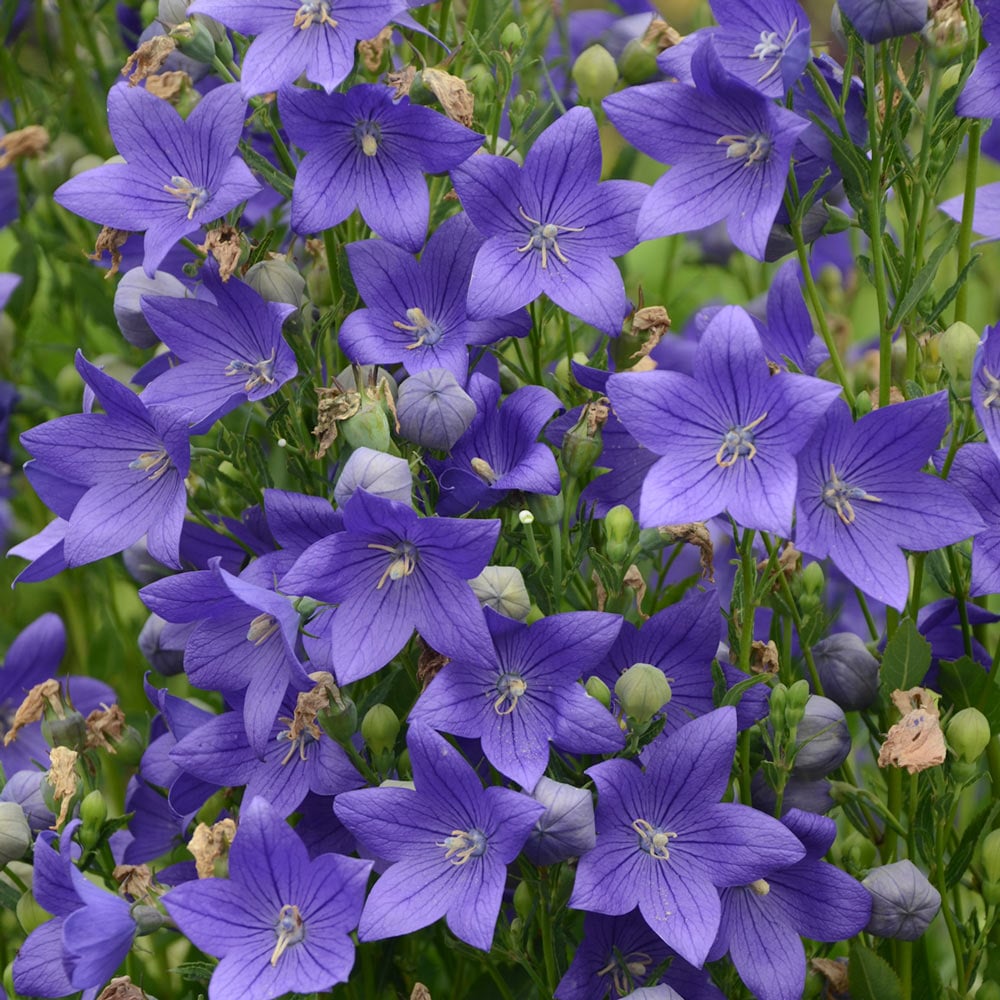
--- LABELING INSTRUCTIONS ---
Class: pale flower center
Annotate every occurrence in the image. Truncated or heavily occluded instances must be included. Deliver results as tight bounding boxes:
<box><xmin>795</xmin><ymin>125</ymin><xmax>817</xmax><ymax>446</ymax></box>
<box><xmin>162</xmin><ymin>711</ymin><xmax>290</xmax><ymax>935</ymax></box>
<box><xmin>393</xmin><ymin>306</ymin><xmax>444</xmax><ymax>349</ymax></box>
<box><xmin>981</xmin><ymin>366</ymin><xmax>1000</xmax><ymax>408</ymax></box>
<box><xmin>129</xmin><ymin>448</ymin><xmax>172</xmax><ymax>481</ymax></box>
<box><xmin>821</xmin><ymin>462</ymin><xmax>883</xmax><ymax>526</ymax></box>
<box><xmin>749</xmin><ymin>21</ymin><xmax>798</xmax><ymax>83</ymax></box>
<box><xmin>715</xmin><ymin>412</ymin><xmax>766</xmax><ymax>467</ymax></box>
<box><xmin>597</xmin><ymin>950</ymin><xmax>653</xmax><ymax>998</ymax></box>
<box><xmin>225</xmin><ymin>349</ymin><xmax>277</xmax><ymax>393</ymax></box>
<box><xmin>515</xmin><ymin>205</ymin><xmax>585</xmax><ymax>269</ymax></box>
<box><xmin>293</xmin><ymin>1</ymin><xmax>337</xmax><ymax>30</ymax></box>
<box><xmin>632</xmin><ymin>818</ymin><xmax>678</xmax><ymax>861</ymax></box>
<box><xmin>270</xmin><ymin>904</ymin><xmax>305</xmax><ymax>965</ymax></box>
<box><xmin>493</xmin><ymin>673</ymin><xmax>527</xmax><ymax>715</ymax></box>
<box><xmin>163</xmin><ymin>175</ymin><xmax>209</xmax><ymax>220</ymax></box>
<box><xmin>716</xmin><ymin>132</ymin><xmax>772</xmax><ymax>167</ymax></box>
<box><xmin>437</xmin><ymin>828</ymin><xmax>487</xmax><ymax>865</ymax></box>
<box><xmin>368</xmin><ymin>541</ymin><xmax>418</xmax><ymax>589</ymax></box>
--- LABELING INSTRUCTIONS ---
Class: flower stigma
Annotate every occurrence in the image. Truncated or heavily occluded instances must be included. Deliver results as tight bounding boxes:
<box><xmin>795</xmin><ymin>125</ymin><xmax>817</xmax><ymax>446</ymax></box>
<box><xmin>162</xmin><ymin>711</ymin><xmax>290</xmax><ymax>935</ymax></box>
<box><xmin>493</xmin><ymin>673</ymin><xmax>527</xmax><ymax>715</ymax></box>
<box><xmin>225</xmin><ymin>349</ymin><xmax>277</xmax><ymax>393</ymax></box>
<box><xmin>270</xmin><ymin>904</ymin><xmax>305</xmax><ymax>965</ymax></box>
<box><xmin>516</xmin><ymin>205</ymin><xmax>585</xmax><ymax>269</ymax></box>
<box><xmin>129</xmin><ymin>448</ymin><xmax>172</xmax><ymax>481</ymax></box>
<box><xmin>981</xmin><ymin>367</ymin><xmax>1000</xmax><ymax>408</ymax></box>
<box><xmin>632</xmin><ymin>818</ymin><xmax>678</xmax><ymax>860</ymax></box>
<box><xmin>597</xmin><ymin>949</ymin><xmax>653</xmax><ymax>998</ymax></box>
<box><xmin>822</xmin><ymin>463</ymin><xmax>883</xmax><ymax>526</ymax></box>
<box><xmin>437</xmin><ymin>828</ymin><xmax>487</xmax><ymax>865</ymax></box>
<box><xmin>715</xmin><ymin>412</ymin><xmax>767</xmax><ymax>467</ymax></box>
<box><xmin>352</xmin><ymin>120</ymin><xmax>381</xmax><ymax>157</ymax></box>
<box><xmin>247</xmin><ymin>612</ymin><xmax>280</xmax><ymax>646</ymax></box>
<box><xmin>470</xmin><ymin>457</ymin><xmax>499</xmax><ymax>485</ymax></box>
<box><xmin>749</xmin><ymin>878</ymin><xmax>771</xmax><ymax>895</ymax></box>
<box><xmin>393</xmin><ymin>307</ymin><xmax>444</xmax><ymax>349</ymax></box>
<box><xmin>716</xmin><ymin>133</ymin><xmax>772</xmax><ymax>167</ymax></box>
<box><xmin>368</xmin><ymin>540</ymin><xmax>418</xmax><ymax>589</ymax></box>
<box><xmin>293</xmin><ymin>0</ymin><xmax>337</xmax><ymax>30</ymax></box>
<box><xmin>163</xmin><ymin>175</ymin><xmax>209</xmax><ymax>220</ymax></box>
<box><xmin>749</xmin><ymin>21</ymin><xmax>798</xmax><ymax>83</ymax></box>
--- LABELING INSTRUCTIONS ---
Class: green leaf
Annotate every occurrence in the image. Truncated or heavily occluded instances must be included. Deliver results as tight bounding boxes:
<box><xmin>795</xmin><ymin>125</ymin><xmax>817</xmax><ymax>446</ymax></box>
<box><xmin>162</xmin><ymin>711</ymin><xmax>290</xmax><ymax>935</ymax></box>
<box><xmin>171</xmin><ymin>961</ymin><xmax>216</xmax><ymax>983</ymax></box>
<box><xmin>945</xmin><ymin>800</ymin><xmax>1000</xmax><ymax>889</ymax></box>
<box><xmin>849</xmin><ymin>941</ymin><xmax>904</xmax><ymax>1000</ymax></box>
<box><xmin>938</xmin><ymin>656</ymin><xmax>1000</xmax><ymax>733</ymax></box>
<box><xmin>0</xmin><ymin>878</ymin><xmax>21</xmax><ymax>911</ymax></box>
<box><xmin>240</xmin><ymin>140</ymin><xmax>294</xmax><ymax>199</ymax></box>
<box><xmin>880</xmin><ymin>618</ymin><xmax>932</xmax><ymax>695</ymax></box>
<box><xmin>888</xmin><ymin>228</ymin><xmax>959</xmax><ymax>328</ymax></box>
<box><xmin>721</xmin><ymin>671</ymin><xmax>772</xmax><ymax>709</ymax></box>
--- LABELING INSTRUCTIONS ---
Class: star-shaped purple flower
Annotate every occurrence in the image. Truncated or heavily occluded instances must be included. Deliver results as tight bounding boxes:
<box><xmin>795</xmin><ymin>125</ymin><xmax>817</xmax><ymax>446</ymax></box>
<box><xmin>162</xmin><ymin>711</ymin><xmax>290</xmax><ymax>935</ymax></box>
<box><xmin>164</xmin><ymin>797</ymin><xmax>372</xmax><ymax>1000</ymax></box>
<box><xmin>339</xmin><ymin>213</ymin><xmax>530</xmax><ymax>383</ymax></box>
<box><xmin>20</xmin><ymin>352</ymin><xmax>191</xmax><ymax>569</ymax></box>
<box><xmin>281</xmin><ymin>490</ymin><xmax>500</xmax><ymax>683</ymax></box>
<box><xmin>189</xmin><ymin>0</ymin><xmax>407</xmax><ymax>96</ymax></box>
<box><xmin>54</xmin><ymin>84</ymin><xmax>260</xmax><ymax>277</ymax></box>
<box><xmin>452</xmin><ymin>105</ymin><xmax>646</xmax><ymax>335</ymax></box>
<box><xmin>569</xmin><ymin>707</ymin><xmax>806</xmax><ymax>967</ymax></box>
<box><xmin>972</xmin><ymin>321</ymin><xmax>1000</xmax><ymax>459</ymax></box>
<box><xmin>334</xmin><ymin>724</ymin><xmax>545</xmax><ymax>951</ymax></box>
<box><xmin>604</xmin><ymin>39</ymin><xmax>810</xmax><ymax>260</ymax></box>
<box><xmin>795</xmin><ymin>395</ymin><xmax>984</xmax><ymax>609</ymax></box>
<box><xmin>607</xmin><ymin>305</ymin><xmax>841</xmax><ymax>535</ymax></box>
<box><xmin>281</xmin><ymin>83</ymin><xmax>483</xmax><ymax>249</ymax></box>
<box><xmin>411</xmin><ymin>609</ymin><xmax>624</xmax><ymax>789</ymax></box>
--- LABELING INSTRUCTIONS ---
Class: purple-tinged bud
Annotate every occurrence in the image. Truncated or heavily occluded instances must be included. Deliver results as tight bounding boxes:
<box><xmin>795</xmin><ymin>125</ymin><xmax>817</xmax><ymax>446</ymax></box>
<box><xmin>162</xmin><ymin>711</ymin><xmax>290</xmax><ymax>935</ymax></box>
<box><xmin>947</xmin><ymin>707</ymin><xmax>991</xmax><ymax>762</ymax></box>
<box><xmin>0</xmin><ymin>771</ymin><xmax>54</xmax><ymax>833</ymax></box>
<box><xmin>585</xmin><ymin>676</ymin><xmax>612</xmax><ymax>710</ymax></box>
<box><xmin>789</xmin><ymin>695</ymin><xmax>851</xmax><ymax>779</ymax></box>
<box><xmin>752</xmin><ymin>772</ymin><xmax>835</xmax><ymax>816</ymax></box>
<box><xmin>615</xmin><ymin>663</ymin><xmax>671</xmax><ymax>725</ymax></box>
<box><xmin>138</xmin><ymin>614</ymin><xmax>190</xmax><ymax>677</ymax></box>
<box><xmin>243</xmin><ymin>259</ymin><xmax>306</xmax><ymax>309</ymax></box>
<box><xmin>863</xmin><ymin>860</ymin><xmax>941</xmax><ymax>940</ymax></box>
<box><xmin>836</xmin><ymin>0</ymin><xmax>928</xmax><ymax>43</ymax></box>
<box><xmin>524</xmin><ymin>776</ymin><xmax>596</xmax><ymax>866</ymax></box>
<box><xmin>0</xmin><ymin>802</ymin><xmax>30</xmax><ymax>866</ymax></box>
<box><xmin>469</xmin><ymin>566</ymin><xmax>531</xmax><ymax>620</ymax></box>
<box><xmin>812</xmin><ymin>633</ymin><xmax>880</xmax><ymax>711</ymax></box>
<box><xmin>334</xmin><ymin>447</ymin><xmax>412</xmax><ymax>508</ymax></box>
<box><xmin>572</xmin><ymin>44</ymin><xmax>619</xmax><ymax>100</ymax></box>
<box><xmin>361</xmin><ymin>704</ymin><xmax>400</xmax><ymax>758</ymax></box>
<box><xmin>397</xmin><ymin>368</ymin><xmax>476</xmax><ymax>451</ymax></box>
<box><xmin>116</xmin><ymin>267</ymin><xmax>189</xmax><ymax>348</ymax></box>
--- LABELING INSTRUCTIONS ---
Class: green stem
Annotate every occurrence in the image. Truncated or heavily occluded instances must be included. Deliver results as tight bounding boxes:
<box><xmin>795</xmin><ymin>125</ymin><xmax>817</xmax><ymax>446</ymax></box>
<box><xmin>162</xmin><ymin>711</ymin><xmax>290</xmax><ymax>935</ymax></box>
<box><xmin>536</xmin><ymin>873</ymin><xmax>559</xmax><ymax>994</ymax></box>
<box><xmin>322</xmin><ymin>228</ymin><xmax>343</xmax><ymax>309</ymax></box>
<box><xmin>884</xmin><ymin>767</ymin><xmax>902</xmax><ymax>862</ymax></box>
<box><xmin>738</xmin><ymin>729</ymin><xmax>753</xmax><ymax>806</ymax></box>
<box><xmin>899</xmin><ymin>940</ymin><xmax>913</xmax><ymax>1000</ymax></box>
<box><xmin>946</xmin><ymin>546</ymin><xmax>974</xmax><ymax>658</ymax></box>
<box><xmin>738</xmin><ymin>529</ymin><xmax>756</xmax><ymax>676</ymax></box>
<box><xmin>955</xmin><ymin>119</ymin><xmax>982</xmax><ymax>324</ymax></box>
<box><xmin>550</xmin><ymin>523</ymin><xmax>563</xmax><ymax>613</ymax></box>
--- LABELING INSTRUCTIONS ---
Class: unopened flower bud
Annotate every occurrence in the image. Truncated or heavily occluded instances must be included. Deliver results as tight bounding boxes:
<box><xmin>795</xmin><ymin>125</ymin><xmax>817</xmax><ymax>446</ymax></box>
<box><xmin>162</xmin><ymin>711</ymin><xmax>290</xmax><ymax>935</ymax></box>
<box><xmin>769</xmin><ymin>683</ymin><xmax>788</xmax><ymax>733</ymax></box>
<box><xmin>334</xmin><ymin>447</ymin><xmax>412</xmax><ymax>508</ymax></box>
<box><xmin>562</xmin><ymin>420</ymin><xmax>603</xmax><ymax>477</ymax></box>
<box><xmin>138</xmin><ymin>614</ymin><xmax>188</xmax><ymax>676</ymax></box>
<box><xmin>464</xmin><ymin>63</ymin><xmax>496</xmax><ymax>105</ymax></box>
<box><xmin>784</xmin><ymin>679</ymin><xmax>811</xmax><ymax>730</ymax></box>
<box><xmin>42</xmin><ymin>709</ymin><xmax>87</xmax><ymax>751</ymax></box>
<box><xmin>79</xmin><ymin>790</ymin><xmax>108</xmax><ymax>850</ymax></box>
<box><xmin>812</xmin><ymin>633</ymin><xmax>880</xmax><ymax>710</ymax></box>
<box><xmin>341</xmin><ymin>402</ymin><xmax>391</xmax><ymax>452</ymax></box>
<box><xmin>307</xmin><ymin>259</ymin><xmax>333</xmax><ymax>307</ymax></box>
<box><xmin>170</xmin><ymin>17</ymin><xmax>216</xmax><ymax>62</ymax></box>
<box><xmin>361</xmin><ymin>704</ymin><xmax>400</xmax><ymax>757</ymax></box>
<box><xmin>854</xmin><ymin>390</ymin><xmax>874</xmax><ymax>417</ymax></box>
<box><xmin>524</xmin><ymin>776</ymin><xmax>596</xmax><ymax>866</ymax></box>
<box><xmin>790</xmin><ymin>695</ymin><xmax>851</xmax><ymax>778</ymax></box>
<box><xmin>981</xmin><ymin>828</ymin><xmax>1000</xmax><ymax>883</ymax></box>
<box><xmin>317</xmin><ymin>690</ymin><xmax>357</xmax><ymax>745</ymax></box>
<box><xmin>618</xmin><ymin>38</ymin><xmax>658</xmax><ymax>84</ymax></box>
<box><xmin>604</xmin><ymin>504</ymin><xmax>636</xmax><ymax>564</ymax></box>
<box><xmin>243</xmin><ymin>259</ymin><xmax>306</xmax><ymax>309</ymax></box>
<box><xmin>526</xmin><ymin>491</ymin><xmax>564</xmax><ymax>526</ymax></box>
<box><xmin>397</xmin><ymin>368</ymin><xmax>475</xmax><ymax>450</ymax></box>
<box><xmin>0</xmin><ymin>802</ymin><xmax>31</xmax><ymax>865</ymax></box>
<box><xmin>513</xmin><ymin>879</ymin><xmax>533</xmax><ymax>920</ymax></box>
<box><xmin>132</xmin><ymin>903</ymin><xmax>170</xmax><ymax>936</ymax></box>
<box><xmin>939</xmin><ymin>321</ymin><xmax>980</xmax><ymax>388</ymax></box>
<box><xmin>585</xmin><ymin>676</ymin><xmax>612</xmax><ymax>710</ymax></box>
<box><xmin>115</xmin><ymin>266</ymin><xmax>189</xmax><ymax>346</ymax></box>
<box><xmin>801</xmin><ymin>560</ymin><xmax>825</xmax><ymax>595</ymax></box>
<box><xmin>841</xmin><ymin>829</ymin><xmax>878</xmax><ymax>870</ymax></box>
<box><xmin>500</xmin><ymin>21</ymin><xmax>525</xmax><ymax>50</ymax></box>
<box><xmin>572</xmin><ymin>45</ymin><xmax>619</xmax><ymax>100</ymax></box>
<box><xmin>469</xmin><ymin>566</ymin><xmax>531</xmax><ymax>620</ymax></box>
<box><xmin>615</xmin><ymin>662</ymin><xmax>671</xmax><ymax>725</ymax></box>
<box><xmin>947</xmin><ymin>707</ymin><xmax>991</xmax><ymax>762</ymax></box>
<box><xmin>863</xmin><ymin>859</ymin><xmax>941</xmax><ymax>940</ymax></box>
<box><xmin>922</xmin><ymin>4</ymin><xmax>968</xmax><ymax>64</ymax></box>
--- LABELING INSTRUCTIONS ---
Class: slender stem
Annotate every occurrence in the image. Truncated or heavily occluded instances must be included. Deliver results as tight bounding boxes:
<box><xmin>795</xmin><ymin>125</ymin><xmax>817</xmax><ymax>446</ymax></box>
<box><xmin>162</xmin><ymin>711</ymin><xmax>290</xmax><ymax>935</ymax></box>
<box><xmin>536</xmin><ymin>873</ymin><xmax>559</xmax><ymax>994</ymax></box>
<box><xmin>550</xmin><ymin>523</ymin><xmax>563</xmax><ymax>613</ymax></box>
<box><xmin>946</xmin><ymin>546</ymin><xmax>974</xmax><ymax>658</ymax></box>
<box><xmin>955</xmin><ymin>120</ymin><xmax>982</xmax><ymax>324</ymax></box>
<box><xmin>883</xmin><ymin>767</ymin><xmax>902</xmax><ymax>862</ymax></box>
<box><xmin>899</xmin><ymin>940</ymin><xmax>913</xmax><ymax>1000</ymax></box>
<box><xmin>738</xmin><ymin>529</ymin><xmax>756</xmax><ymax>676</ymax></box>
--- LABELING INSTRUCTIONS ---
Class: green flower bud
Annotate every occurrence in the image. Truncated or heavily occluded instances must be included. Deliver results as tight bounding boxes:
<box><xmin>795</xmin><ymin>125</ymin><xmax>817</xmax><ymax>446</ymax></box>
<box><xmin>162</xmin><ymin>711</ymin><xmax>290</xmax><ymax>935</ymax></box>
<box><xmin>513</xmin><ymin>879</ymin><xmax>533</xmax><ymax>921</ymax></box>
<box><xmin>307</xmin><ymin>260</ymin><xmax>333</xmax><ymax>307</ymax></box>
<box><xmin>243</xmin><ymin>259</ymin><xmax>306</xmax><ymax>309</ymax></box>
<box><xmin>977</xmin><ymin>982</ymin><xmax>1000</xmax><ymax>1000</ymax></box>
<box><xmin>854</xmin><ymin>390</ymin><xmax>874</xmax><ymax>417</ymax></box>
<box><xmin>79</xmin><ymin>790</ymin><xmax>108</xmax><ymax>851</ymax></box>
<box><xmin>112</xmin><ymin>725</ymin><xmax>146</xmax><ymax>768</ymax></box>
<box><xmin>947</xmin><ymin>707</ymin><xmax>991</xmax><ymax>763</ymax></box>
<box><xmin>821</xmin><ymin>202</ymin><xmax>853</xmax><ymax>235</ymax></box>
<box><xmin>0</xmin><ymin>803</ymin><xmax>31</xmax><ymax>866</ymax></box>
<box><xmin>133</xmin><ymin>903</ymin><xmax>171</xmax><ymax>936</ymax></box>
<box><xmin>562</xmin><ymin>423</ymin><xmax>603</xmax><ymax>478</ymax></box>
<box><xmin>801</xmin><ymin>560</ymin><xmax>825</xmax><ymax>595</ymax></box>
<box><xmin>526</xmin><ymin>491</ymin><xmax>564</xmax><ymax>526</ymax></box>
<box><xmin>572</xmin><ymin>45</ymin><xmax>619</xmax><ymax>100</ymax></box>
<box><xmin>769</xmin><ymin>683</ymin><xmax>788</xmax><ymax>733</ymax></box>
<box><xmin>469</xmin><ymin>566</ymin><xmax>531</xmax><ymax>620</ymax></box>
<box><xmin>618</xmin><ymin>38</ymin><xmax>659</xmax><ymax>85</ymax></box>
<box><xmin>982</xmin><ymin>828</ymin><xmax>1000</xmax><ymax>883</ymax></box>
<box><xmin>318</xmin><ymin>691</ymin><xmax>358</xmax><ymax>745</ymax></box>
<box><xmin>42</xmin><ymin>709</ymin><xmax>87</xmax><ymax>751</ymax></box>
<box><xmin>16</xmin><ymin>888</ymin><xmax>50</xmax><ymax>936</ymax></box>
<box><xmin>341</xmin><ymin>402</ymin><xmax>391</xmax><ymax>452</ymax></box>
<box><xmin>170</xmin><ymin>18</ymin><xmax>216</xmax><ymax>63</ymax></box>
<box><xmin>396</xmin><ymin>747</ymin><xmax>412</xmax><ymax>780</ymax></box>
<box><xmin>841</xmin><ymin>829</ymin><xmax>877</xmax><ymax>870</ymax></box>
<box><xmin>922</xmin><ymin>5</ymin><xmax>968</xmax><ymax>65</ymax></box>
<box><xmin>361</xmin><ymin>704</ymin><xmax>400</xmax><ymax>757</ymax></box>
<box><xmin>585</xmin><ymin>675</ymin><xmax>612</xmax><ymax>710</ymax></box>
<box><xmin>615</xmin><ymin>663</ymin><xmax>671</xmax><ymax>725</ymax></box>
<box><xmin>509</xmin><ymin>92</ymin><xmax>536</xmax><ymax>134</ymax></box>
<box><xmin>500</xmin><ymin>21</ymin><xmax>525</xmax><ymax>51</ymax></box>
<box><xmin>939</xmin><ymin>321</ymin><xmax>980</xmax><ymax>387</ymax></box>
<box><xmin>604</xmin><ymin>504</ymin><xmax>636</xmax><ymax>564</ymax></box>
<box><xmin>464</xmin><ymin>64</ymin><xmax>496</xmax><ymax>105</ymax></box>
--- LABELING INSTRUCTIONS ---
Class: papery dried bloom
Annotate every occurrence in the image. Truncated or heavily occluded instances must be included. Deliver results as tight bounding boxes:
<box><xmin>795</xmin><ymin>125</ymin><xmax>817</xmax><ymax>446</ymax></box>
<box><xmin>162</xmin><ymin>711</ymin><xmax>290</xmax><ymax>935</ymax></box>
<box><xmin>188</xmin><ymin>817</ymin><xmax>237</xmax><ymax>879</ymax></box>
<box><xmin>85</xmin><ymin>704</ymin><xmax>128</xmax><ymax>752</ymax></box>
<box><xmin>878</xmin><ymin>688</ymin><xmax>947</xmax><ymax>774</ymax></box>
<box><xmin>3</xmin><ymin>678</ymin><xmax>63</xmax><ymax>746</ymax></box>
<box><xmin>121</xmin><ymin>35</ymin><xmax>177</xmax><ymax>85</ymax></box>
<box><xmin>48</xmin><ymin>746</ymin><xmax>79</xmax><ymax>828</ymax></box>
<box><xmin>0</xmin><ymin>125</ymin><xmax>49</xmax><ymax>169</ymax></box>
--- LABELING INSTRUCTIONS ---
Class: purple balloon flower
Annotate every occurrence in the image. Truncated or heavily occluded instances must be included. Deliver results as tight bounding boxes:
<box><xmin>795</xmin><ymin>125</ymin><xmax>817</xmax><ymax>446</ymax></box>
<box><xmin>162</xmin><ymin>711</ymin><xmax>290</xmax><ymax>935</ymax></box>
<box><xmin>412</xmin><ymin>609</ymin><xmax>624</xmax><ymax>789</ymax></box>
<box><xmin>794</xmin><ymin>395</ymin><xmax>984</xmax><ymax>609</ymax></box>
<box><xmin>604</xmin><ymin>39</ymin><xmax>810</xmax><ymax>260</ymax></box>
<box><xmin>569</xmin><ymin>707</ymin><xmax>806</xmax><ymax>967</ymax></box>
<box><xmin>281</xmin><ymin>490</ymin><xmax>500</xmax><ymax>683</ymax></box>
<box><xmin>54</xmin><ymin>84</ymin><xmax>260</xmax><ymax>277</ymax></box>
<box><xmin>19</xmin><ymin>353</ymin><xmax>192</xmax><ymax>570</ymax></box>
<box><xmin>972</xmin><ymin>321</ymin><xmax>1000</xmax><ymax>459</ymax></box>
<box><xmin>709</xmin><ymin>809</ymin><xmax>871</xmax><ymax>1000</ymax></box>
<box><xmin>452</xmin><ymin>105</ymin><xmax>646</xmax><ymax>335</ymax></box>
<box><xmin>339</xmin><ymin>213</ymin><xmax>530</xmax><ymax>382</ymax></box>
<box><xmin>281</xmin><ymin>83</ymin><xmax>483</xmax><ymax>249</ymax></box>
<box><xmin>164</xmin><ymin>797</ymin><xmax>372</xmax><ymax>1000</ymax></box>
<box><xmin>334</xmin><ymin>724</ymin><xmax>545</xmax><ymax>951</ymax></box>
<box><xmin>607</xmin><ymin>305</ymin><xmax>841</xmax><ymax>535</ymax></box>
<box><xmin>837</xmin><ymin>0</ymin><xmax>928</xmax><ymax>43</ymax></box>
<box><xmin>189</xmin><ymin>0</ymin><xmax>407</xmax><ymax>96</ymax></box>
